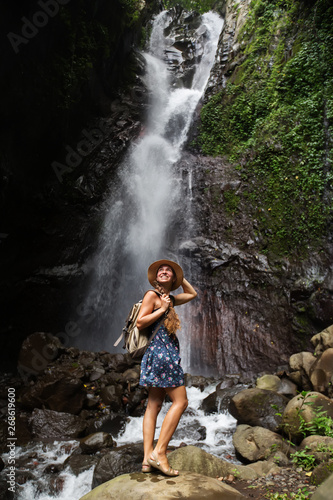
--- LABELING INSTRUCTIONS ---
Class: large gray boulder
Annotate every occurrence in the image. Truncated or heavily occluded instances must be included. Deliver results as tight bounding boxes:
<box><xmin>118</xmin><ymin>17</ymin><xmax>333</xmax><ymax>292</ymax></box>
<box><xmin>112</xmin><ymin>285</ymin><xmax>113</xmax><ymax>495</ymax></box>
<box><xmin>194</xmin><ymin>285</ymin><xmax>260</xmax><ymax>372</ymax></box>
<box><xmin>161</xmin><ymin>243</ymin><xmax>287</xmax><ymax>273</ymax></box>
<box><xmin>229</xmin><ymin>388</ymin><xmax>289</xmax><ymax>431</ymax></box>
<box><xmin>168</xmin><ymin>445</ymin><xmax>257</xmax><ymax>480</ymax></box>
<box><xmin>80</xmin><ymin>472</ymin><xmax>245</xmax><ymax>500</ymax></box>
<box><xmin>281</xmin><ymin>392</ymin><xmax>333</xmax><ymax>442</ymax></box>
<box><xmin>233</xmin><ymin>425</ymin><xmax>290</xmax><ymax>463</ymax></box>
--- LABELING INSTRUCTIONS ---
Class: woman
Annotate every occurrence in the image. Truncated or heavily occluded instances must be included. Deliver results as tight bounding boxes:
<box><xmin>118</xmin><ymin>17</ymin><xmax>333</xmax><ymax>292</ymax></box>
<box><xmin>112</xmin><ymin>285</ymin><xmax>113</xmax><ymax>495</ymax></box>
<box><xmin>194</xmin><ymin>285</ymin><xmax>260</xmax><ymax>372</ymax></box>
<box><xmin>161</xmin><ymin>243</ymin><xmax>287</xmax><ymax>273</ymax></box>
<box><xmin>137</xmin><ymin>259</ymin><xmax>197</xmax><ymax>477</ymax></box>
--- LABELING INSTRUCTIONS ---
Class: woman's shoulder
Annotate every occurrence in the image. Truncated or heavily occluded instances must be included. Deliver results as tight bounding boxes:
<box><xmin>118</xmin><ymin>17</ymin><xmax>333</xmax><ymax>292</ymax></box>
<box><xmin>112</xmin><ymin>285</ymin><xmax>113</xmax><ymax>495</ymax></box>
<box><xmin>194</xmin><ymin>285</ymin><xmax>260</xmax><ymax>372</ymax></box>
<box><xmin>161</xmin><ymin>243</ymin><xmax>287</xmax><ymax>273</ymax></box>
<box><xmin>143</xmin><ymin>289</ymin><xmax>161</xmax><ymax>300</ymax></box>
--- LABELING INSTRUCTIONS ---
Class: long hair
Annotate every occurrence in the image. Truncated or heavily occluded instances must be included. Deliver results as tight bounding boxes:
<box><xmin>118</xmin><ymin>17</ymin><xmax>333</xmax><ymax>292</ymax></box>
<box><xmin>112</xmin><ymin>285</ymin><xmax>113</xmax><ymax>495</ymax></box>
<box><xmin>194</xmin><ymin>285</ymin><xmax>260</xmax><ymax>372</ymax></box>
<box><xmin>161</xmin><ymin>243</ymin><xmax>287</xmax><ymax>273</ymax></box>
<box><xmin>153</xmin><ymin>280</ymin><xmax>181</xmax><ymax>336</ymax></box>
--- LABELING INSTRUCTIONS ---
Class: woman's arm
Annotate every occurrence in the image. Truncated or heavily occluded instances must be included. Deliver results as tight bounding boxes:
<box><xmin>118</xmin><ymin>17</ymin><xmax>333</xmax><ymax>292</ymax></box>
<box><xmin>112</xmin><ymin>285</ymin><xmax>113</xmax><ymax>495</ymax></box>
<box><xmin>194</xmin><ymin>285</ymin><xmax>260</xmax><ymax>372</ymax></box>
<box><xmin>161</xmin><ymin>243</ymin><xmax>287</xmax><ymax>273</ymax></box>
<box><xmin>173</xmin><ymin>278</ymin><xmax>197</xmax><ymax>306</ymax></box>
<box><xmin>136</xmin><ymin>291</ymin><xmax>170</xmax><ymax>330</ymax></box>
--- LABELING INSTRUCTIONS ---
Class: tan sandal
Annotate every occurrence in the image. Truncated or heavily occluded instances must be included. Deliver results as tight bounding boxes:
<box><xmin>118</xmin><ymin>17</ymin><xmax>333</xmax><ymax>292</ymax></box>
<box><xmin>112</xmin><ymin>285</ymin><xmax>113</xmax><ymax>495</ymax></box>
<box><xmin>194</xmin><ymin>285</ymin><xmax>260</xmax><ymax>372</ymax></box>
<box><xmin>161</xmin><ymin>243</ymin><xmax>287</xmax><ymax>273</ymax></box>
<box><xmin>147</xmin><ymin>452</ymin><xmax>179</xmax><ymax>477</ymax></box>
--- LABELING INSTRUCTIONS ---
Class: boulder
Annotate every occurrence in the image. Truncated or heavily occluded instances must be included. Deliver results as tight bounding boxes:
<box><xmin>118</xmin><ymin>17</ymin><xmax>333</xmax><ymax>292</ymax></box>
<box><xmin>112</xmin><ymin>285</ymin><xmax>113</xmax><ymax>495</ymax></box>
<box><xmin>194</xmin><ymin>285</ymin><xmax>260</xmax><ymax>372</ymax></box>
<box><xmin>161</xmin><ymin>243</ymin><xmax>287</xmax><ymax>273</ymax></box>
<box><xmin>289</xmin><ymin>351</ymin><xmax>316</xmax><ymax>377</ymax></box>
<box><xmin>281</xmin><ymin>392</ymin><xmax>333</xmax><ymax>442</ymax></box>
<box><xmin>232</xmin><ymin>425</ymin><xmax>290</xmax><ymax>463</ymax></box>
<box><xmin>17</xmin><ymin>332</ymin><xmax>63</xmax><ymax>378</ymax></box>
<box><xmin>20</xmin><ymin>375</ymin><xmax>86</xmax><ymax>414</ymax></box>
<box><xmin>229</xmin><ymin>388</ymin><xmax>289</xmax><ymax>431</ymax></box>
<box><xmin>200</xmin><ymin>383</ymin><xmax>248</xmax><ymax>414</ymax></box>
<box><xmin>100</xmin><ymin>385</ymin><xmax>123</xmax><ymax>411</ymax></box>
<box><xmin>80</xmin><ymin>432</ymin><xmax>114</xmax><ymax>454</ymax></box>
<box><xmin>92</xmin><ymin>443</ymin><xmax>144</xmax><ymax>488</ymax></box>
<box><xmin>30</xmin><ymin>408</ymin><xmax>86</xmax><ymax>439</ymax></box>
<box><xmin>311</xmin><ymin>325</ymin><xmax>333</xmax><ymax>355</ymax></box>
<box><xmin>310</xmin><ymin>348</ymin><xmax>333</xmax><ymax>394</ymax></box>
<box><xmin>168</xmin><ymin>445</ymin><xmax>257</xmax><ymax>480</ymax></box>
<box><xmin>256</xmin><ymin>374</ymin><xmax>281</xmax><ymax>392</ymax></box>
<box><xmin>64</xmin><ymin>454</ymin><xmax>100</xmax><ymax>476</ymax></box>
<box><xmin>81</xmin><ymin>472</ymin><xmax>245</xmax><ymax>500</ymax></box>
<box><xmin>172</xmin><ymin>420</ymin><xmax>206</xmax><ymax>441</ymax></box>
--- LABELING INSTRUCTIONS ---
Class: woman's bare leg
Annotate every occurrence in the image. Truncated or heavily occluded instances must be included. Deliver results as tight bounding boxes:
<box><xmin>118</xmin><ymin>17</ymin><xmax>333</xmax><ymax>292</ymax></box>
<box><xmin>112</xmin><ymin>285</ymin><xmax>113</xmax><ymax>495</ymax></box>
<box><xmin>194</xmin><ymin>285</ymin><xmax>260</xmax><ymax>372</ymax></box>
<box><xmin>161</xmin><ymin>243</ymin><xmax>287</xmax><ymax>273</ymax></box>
<box><xmin>142</xmin><ymin>387</ymin><xmax>165</xmax><ymax>465</ymax></box>
<box><xmin>152</xmin><ymin>385</ymin><xmax>188</xmax><ymax>473</ymax></box>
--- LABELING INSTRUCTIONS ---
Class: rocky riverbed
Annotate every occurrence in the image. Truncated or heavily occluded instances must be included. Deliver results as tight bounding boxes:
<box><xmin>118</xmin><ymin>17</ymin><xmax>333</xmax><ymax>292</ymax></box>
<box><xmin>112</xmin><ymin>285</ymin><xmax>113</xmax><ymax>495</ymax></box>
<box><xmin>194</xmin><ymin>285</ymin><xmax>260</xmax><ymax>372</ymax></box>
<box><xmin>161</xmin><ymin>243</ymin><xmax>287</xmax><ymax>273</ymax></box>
<box><xmin>1</xmin><ymin>325</ymin><xmax>333</xmax><ymax>499</ymax></box>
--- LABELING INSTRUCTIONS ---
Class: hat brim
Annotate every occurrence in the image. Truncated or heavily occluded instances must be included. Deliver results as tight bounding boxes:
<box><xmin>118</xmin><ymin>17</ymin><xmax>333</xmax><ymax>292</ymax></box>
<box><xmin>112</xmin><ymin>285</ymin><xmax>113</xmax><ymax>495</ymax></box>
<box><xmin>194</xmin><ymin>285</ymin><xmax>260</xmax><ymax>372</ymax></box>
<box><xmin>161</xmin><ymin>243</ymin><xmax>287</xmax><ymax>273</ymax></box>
<box><xmin>148</xmin><ymin>259</ymin><xmax>183</xmax><ymax>291</ymax></box>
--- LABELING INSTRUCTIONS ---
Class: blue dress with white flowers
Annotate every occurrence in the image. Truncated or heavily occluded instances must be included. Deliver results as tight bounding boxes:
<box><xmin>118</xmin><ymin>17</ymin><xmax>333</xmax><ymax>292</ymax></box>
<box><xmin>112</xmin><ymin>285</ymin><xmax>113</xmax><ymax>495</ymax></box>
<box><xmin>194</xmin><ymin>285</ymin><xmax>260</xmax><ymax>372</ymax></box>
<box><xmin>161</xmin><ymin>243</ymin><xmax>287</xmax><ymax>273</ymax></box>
<box><xmin>139</xmin><ymin>322</ymin><xmax>184</xmax><ymax>388</ymax></box>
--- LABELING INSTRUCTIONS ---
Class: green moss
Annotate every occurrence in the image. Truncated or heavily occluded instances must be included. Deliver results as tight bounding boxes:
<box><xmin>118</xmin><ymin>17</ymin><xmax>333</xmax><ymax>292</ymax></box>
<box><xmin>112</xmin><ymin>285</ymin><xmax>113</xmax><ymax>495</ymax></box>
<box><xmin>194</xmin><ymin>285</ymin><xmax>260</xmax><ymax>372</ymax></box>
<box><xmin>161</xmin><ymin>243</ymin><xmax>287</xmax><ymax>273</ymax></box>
<box><xmin>198</xmin><ymin>0</ymin><xmax>333</xmax><ymax>256</ymax></box>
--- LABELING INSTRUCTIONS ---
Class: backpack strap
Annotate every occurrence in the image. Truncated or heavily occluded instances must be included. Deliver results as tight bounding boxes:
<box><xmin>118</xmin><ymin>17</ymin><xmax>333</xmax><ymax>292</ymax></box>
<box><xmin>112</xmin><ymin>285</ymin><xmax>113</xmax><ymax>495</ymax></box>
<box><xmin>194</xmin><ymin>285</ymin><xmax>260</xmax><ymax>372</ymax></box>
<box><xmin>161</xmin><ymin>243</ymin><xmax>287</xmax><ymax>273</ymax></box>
<box><xmin>113</xmin><ymin>289</ymin><xmax>163</xmax><ymax>348</ymax></box>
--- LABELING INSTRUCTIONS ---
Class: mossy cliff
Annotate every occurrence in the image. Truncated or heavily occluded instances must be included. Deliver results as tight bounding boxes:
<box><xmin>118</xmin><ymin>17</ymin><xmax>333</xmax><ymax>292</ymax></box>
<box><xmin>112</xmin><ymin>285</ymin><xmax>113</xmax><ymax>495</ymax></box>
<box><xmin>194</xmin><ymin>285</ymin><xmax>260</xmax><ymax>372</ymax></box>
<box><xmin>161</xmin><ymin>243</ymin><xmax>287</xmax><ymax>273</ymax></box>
<box><xmin>197</xmin><ymin>0</ymin><xmax>333</xmax><ymax>256</ymax></box>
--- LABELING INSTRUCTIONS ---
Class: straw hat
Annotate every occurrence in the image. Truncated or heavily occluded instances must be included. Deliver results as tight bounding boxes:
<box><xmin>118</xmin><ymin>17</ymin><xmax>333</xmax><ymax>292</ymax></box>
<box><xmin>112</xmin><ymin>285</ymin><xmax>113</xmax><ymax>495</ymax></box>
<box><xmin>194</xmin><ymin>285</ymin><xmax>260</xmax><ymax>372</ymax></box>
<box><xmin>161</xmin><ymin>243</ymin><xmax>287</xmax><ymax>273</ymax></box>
<box><xmin>148</xmin><ymin>259</ymin><xmax>183</xmax><ymax>291</ymax></box>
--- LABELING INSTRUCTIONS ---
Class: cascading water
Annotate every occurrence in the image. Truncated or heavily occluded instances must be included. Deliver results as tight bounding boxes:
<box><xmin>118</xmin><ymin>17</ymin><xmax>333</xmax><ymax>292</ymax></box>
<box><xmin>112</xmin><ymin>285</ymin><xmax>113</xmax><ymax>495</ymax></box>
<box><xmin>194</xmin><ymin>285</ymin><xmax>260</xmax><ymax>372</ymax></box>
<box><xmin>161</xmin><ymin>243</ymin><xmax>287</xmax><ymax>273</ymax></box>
<box><xmin>76</xmin><ymin>11</ymin><xmax>224</xmax><ymax>366</ymax></box>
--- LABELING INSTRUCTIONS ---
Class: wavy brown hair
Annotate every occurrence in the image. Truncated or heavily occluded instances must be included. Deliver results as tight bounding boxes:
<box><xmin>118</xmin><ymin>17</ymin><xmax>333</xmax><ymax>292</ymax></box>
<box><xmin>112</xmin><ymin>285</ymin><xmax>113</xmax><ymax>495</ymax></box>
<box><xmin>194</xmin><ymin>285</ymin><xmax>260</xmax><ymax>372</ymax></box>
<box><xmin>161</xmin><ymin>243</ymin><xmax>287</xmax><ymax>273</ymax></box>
<box><xmin>153</xmin><ymin>280</ymin><xmax>181</xmax><ymax>336</ymax></box>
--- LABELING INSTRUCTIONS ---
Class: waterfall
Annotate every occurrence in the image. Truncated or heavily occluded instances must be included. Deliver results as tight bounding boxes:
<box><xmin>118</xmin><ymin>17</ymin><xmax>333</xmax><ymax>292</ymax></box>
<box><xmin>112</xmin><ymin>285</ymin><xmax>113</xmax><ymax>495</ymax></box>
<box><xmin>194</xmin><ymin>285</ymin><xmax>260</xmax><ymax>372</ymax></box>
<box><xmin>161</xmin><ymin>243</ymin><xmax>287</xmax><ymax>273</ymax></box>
<box><xmin>75</xmin><ymin>11</ymin><xmax>223</xmax><ymax>364</ymax></box>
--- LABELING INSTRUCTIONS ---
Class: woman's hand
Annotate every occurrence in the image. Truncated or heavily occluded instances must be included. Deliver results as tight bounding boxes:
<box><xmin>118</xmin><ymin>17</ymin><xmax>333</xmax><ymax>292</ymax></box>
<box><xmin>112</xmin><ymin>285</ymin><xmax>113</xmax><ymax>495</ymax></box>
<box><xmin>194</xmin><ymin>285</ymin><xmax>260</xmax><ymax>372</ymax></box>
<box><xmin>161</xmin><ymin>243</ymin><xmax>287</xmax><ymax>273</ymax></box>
<box><xmin>160</xmin><ymin>294</ymin><xmax>171</xmax><ymax>312</ymax></box>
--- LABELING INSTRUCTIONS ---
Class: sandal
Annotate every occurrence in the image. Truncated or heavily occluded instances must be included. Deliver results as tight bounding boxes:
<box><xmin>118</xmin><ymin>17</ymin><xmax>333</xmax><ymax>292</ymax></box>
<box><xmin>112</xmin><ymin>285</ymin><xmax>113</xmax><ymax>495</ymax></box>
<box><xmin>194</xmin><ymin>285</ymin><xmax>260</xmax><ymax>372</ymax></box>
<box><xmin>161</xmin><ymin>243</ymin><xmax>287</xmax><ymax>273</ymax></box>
<box><xmin>141</xmin><ymin>463</ymin><xmax>152</xmax><ymax>473</ymax></box>
<box><xmin>147</xmin><ymin>452</ymin><xmax>179</xmax><ymax>477</ymax></box>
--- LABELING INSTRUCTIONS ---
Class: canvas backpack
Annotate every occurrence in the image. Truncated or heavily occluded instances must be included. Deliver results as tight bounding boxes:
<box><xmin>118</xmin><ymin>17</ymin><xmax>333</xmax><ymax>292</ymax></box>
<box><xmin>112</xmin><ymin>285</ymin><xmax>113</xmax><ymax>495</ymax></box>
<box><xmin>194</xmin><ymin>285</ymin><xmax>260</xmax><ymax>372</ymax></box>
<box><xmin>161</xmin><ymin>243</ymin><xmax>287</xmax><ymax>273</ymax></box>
<box><xmin>114</xmin><ymin>290</ymin><xmax>163</xmax><ymax>360</ymax></box>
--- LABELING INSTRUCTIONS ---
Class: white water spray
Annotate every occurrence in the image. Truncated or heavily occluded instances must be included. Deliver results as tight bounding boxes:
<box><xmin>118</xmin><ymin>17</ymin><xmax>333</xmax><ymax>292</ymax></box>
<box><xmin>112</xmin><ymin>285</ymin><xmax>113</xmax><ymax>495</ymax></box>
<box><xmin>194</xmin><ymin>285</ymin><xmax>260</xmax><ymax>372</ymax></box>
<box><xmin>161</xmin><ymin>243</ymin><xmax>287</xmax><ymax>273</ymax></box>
<box><xmin>77</xmin><ymin>11</ymin><xmax>223</xmax><ymax>353</ymax></box>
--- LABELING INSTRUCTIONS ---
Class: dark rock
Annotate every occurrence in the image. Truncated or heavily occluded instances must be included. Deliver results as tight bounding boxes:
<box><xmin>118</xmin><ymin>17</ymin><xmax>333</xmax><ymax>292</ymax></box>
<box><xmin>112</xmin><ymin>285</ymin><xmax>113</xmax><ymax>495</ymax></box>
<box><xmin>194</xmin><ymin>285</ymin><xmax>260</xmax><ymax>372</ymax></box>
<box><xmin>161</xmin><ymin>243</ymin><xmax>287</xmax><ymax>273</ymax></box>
<box><xmin>17</xmin><ymin>332</ymin><xmax>63</xmax><ymax>378</ymax></box>
<box><xmin>30</xmin><ymin>408</ymin><xmax>86</xmax><ymax>439</ymax></box>
<box><xmin>87</xmin><ymin>413</ymin><xmax>126</xmax><ymax>437</ymax></box>
<box><xmin>173</xmin><ymin>420</ymin><xmax>206</xmax><ymax>441</ymax></box>
<box><xmin>20</xmin><ymin>376</ymin><xmax>86</xmax><ymax>415</ymax></box>
<box><xmin>64</xmin><ymin>454</ymin><xmax>100</xmax><ymax>476</ymax></box>
<box><xmin>92</xmin><ymin>443</ymin><xmax>143</xmax><ymax>488</ymax></box>
<box><xmin>79</xmin><ymin>432</ymin><xmax>114</xmax><ymax>454</ymax></box>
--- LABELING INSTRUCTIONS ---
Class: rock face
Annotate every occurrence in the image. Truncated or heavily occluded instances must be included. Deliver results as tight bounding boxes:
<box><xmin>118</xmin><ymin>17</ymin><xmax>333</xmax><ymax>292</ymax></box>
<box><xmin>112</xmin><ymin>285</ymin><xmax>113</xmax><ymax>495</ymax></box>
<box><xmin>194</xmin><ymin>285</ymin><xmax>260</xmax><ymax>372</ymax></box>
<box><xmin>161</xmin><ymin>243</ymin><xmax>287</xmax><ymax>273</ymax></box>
<box><xmin>81</xmin><ymin>471</ymin><xmax>246</xmax><ymax>500</ymax></box>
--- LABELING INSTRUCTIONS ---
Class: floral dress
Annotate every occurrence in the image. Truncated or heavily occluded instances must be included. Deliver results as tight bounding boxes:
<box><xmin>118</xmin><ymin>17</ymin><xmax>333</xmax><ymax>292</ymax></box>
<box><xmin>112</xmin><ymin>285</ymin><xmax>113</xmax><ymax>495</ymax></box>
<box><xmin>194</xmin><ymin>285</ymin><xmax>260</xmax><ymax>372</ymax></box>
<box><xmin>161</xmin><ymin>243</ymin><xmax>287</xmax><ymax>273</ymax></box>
<box><xmin>139</xmin><ymin>322</ymin><xmax>184</xmax><ymax>388</ymax></box>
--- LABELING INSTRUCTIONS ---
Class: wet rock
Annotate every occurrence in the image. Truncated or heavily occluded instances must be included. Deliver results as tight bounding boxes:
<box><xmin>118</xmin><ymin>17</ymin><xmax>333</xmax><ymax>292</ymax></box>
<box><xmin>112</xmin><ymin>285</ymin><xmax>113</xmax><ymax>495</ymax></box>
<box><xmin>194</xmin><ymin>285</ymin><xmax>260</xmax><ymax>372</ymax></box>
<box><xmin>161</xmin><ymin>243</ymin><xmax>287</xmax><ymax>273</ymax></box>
<box><xmin>100</xmin><ymin>384</ymin><xmax>123</xmax><ymax>410</ymax></box>
<box><xmin>200</xmin><ymin>383</ymin><xmax>248</xmax><ymax>414</ymax></box>
<box><xmin>20</xmin><ymin>376</ymin><xmax>86</xmax><ymax>415</ymax></box>
<box><xmin>173</xmin><ymin>420</ymin><xmax>206</xmax><ymax>441</ymax></box>
<box><xmin>64</xmin><ymin>454</ymin><xmax>100</xmax><ymax>476</ymax></box>
<box><xmin>92</xmin><ymin>443</ymin><xmax>143</xmax><ymax>488</ymax></box>
<box><xmin>79</xmin><ymin>432</ymin><xmax>114</xmax><ymax>454</ymax></box>
<box><xmin>229</xmin><ymin>388</ymin><xmax>289</xmax><ymax>432</ymax></box>
<box><xmin>87</xmin><ymin>412</ymin><xmax>126</xmax><ymax>437</ymax></box>
<box><xmin>30</xmin><ymin>408</ymin><xmax>87</xmax><ymax>439</ymax></box>
<box><xmin>82</xmin><ymin>471</ymin><xmax>246</xmax><ymax>500</ymax></box>
<box><xmin>233</xmin><ymin>425</ymin><xmax>290</xmax><ymax>463</ymax></box>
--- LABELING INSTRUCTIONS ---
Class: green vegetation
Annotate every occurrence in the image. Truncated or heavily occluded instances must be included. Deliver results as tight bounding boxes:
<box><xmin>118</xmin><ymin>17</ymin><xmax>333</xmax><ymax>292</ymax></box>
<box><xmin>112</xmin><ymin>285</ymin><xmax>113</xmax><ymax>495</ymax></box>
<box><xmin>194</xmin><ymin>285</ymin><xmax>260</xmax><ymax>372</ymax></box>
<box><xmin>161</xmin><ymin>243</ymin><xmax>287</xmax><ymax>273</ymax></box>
<box><xmin>163</xmin><ymin>0</ymin><xmax>218</xmax><ymax>14</ymax></box>
<box><xmin>265</xmin><ymin>489</ymin><xmax>311</xmax><ymax>500</ymax></box>
<box><xmin>291</xmin><ymin>446</ymin><xmax>317</xmax><ymax>470</ymax></box>
<box><xmin>199</xmin><ymin>0</ymin><xmax>333</xmax><ymax>255</ymax></box>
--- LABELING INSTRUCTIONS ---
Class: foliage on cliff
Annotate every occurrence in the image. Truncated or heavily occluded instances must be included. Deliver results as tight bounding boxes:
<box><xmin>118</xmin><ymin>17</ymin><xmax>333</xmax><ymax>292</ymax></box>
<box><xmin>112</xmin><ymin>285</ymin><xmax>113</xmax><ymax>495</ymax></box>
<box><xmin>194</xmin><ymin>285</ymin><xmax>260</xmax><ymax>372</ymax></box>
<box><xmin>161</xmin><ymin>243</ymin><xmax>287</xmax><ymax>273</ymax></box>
<box><xmin>199</xmin><ymin>0</ymin><xmax>333</xmax><ymax>255</ymax></box>
<box><xmin>163</xmin><ymin>0</ymin><xmax>217</xmax><ymax>14</ymax></box>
